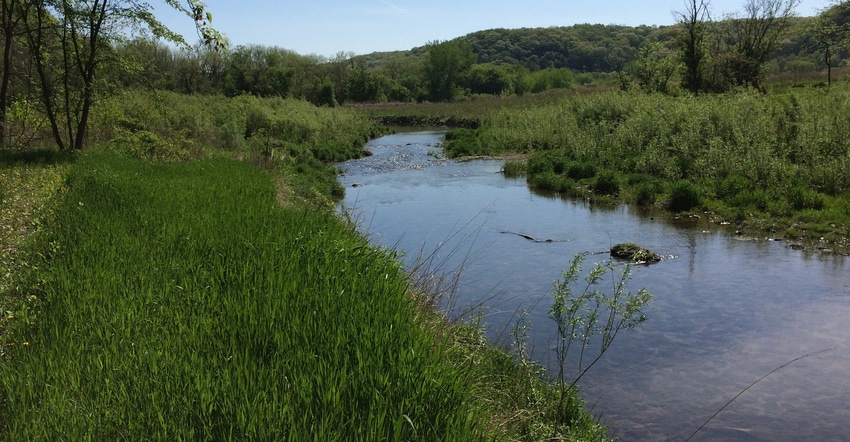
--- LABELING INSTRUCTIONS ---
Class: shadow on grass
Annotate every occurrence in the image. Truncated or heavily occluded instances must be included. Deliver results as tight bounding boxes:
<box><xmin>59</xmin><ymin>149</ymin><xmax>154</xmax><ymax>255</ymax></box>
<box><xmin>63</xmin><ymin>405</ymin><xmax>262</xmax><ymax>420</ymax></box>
<box><xmin>0</xmin><ymin>148</ymin><xmax>75</xmax><ymax>167</ymax></box>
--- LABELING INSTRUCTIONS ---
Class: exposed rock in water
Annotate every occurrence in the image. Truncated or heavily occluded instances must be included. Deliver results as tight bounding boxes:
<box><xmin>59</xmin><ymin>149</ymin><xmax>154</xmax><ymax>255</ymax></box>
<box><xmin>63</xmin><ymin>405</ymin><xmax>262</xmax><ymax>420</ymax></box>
<box><xmin>610</xmin><ymin>243</ymin><xmax>661</xmax><ymax>264</ymax></box>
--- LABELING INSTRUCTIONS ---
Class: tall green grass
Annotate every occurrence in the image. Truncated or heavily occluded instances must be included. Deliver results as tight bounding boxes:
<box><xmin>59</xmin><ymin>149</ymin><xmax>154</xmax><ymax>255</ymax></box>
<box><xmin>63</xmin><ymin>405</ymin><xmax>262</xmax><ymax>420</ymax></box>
<box><xmin>0</xmin><ymin>151</ymin><xmax>609</xmax><ymax>440</ymax></box>
<box><xmin>89</xmin><ymin>91</ymin><xmax>380</xmax><ymax>205</ymax></box>
<box><xmin>445</xmin><ymin>87</ymin><xmax>850</xmax><ymax>246</ymax></box>
<box><xmin>0</xmin><ymin>152</ymin><xmax>482</xmax><ymax>440</ymax></box>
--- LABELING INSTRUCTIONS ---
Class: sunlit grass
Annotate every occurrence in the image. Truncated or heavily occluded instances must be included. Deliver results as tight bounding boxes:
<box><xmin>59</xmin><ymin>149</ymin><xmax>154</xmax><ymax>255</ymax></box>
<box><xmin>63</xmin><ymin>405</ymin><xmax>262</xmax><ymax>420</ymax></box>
<box><xmin>0</xmin><ymin>152</ymin><xmax>476</xmax><ymax>439</ymax></box>
<box><xmin>434</xmin><ymin>86</ymin><xmax>850</xmax><ymax>251</ymax></box>
<box><xmin>0</xmin><ymin>151</ymin><xmax>608</xmax><ymax>440</ymax></box>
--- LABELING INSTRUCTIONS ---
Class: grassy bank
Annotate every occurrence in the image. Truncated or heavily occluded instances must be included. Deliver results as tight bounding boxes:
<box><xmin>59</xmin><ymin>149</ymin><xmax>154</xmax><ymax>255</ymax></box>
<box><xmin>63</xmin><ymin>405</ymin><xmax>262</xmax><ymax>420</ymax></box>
<box><xmin>89</xmin><ymin>90</ymin><xmax>382</xmax><ymax>207</ymax></box>
<box><xmin>1</xmin><ymin>93</ymin><xmax>609</xmax><ymax>439</ymax></box>
<box><xmin>437</xmin><ymin>87</ymin><xmax>850</xmax><ymax>253</ymax></box>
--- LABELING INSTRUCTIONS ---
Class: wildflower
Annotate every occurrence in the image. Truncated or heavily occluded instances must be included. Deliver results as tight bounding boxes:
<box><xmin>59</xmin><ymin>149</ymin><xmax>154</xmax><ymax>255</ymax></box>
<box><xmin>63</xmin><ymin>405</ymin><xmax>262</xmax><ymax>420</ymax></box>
<box><xmin>22</xmin><ymin>342</ymin><xmax>29</xmax><ymax>346</ymax></box>
<box><xmin>6</xmin><ymin>314</ymin><xmax>13</xmax><ymax>319</ymax></box>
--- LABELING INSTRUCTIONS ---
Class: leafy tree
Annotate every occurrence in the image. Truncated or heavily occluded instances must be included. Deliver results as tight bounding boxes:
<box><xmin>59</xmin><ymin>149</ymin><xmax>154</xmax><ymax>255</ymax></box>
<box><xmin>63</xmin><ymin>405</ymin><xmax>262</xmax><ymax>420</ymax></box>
<box><xmin>525</xmin><ymin>67</ymin><xmax>573</xmax><ymax>93</ymax></box>
<box><xmin>347</xmin><ymin>60</ymin><xmax>389</xmax><ymax>102</ymax></box>
<box><xmin>676</xmin><ymin>0</ymin><xmax>711</xmax><ymax>94</ymax></box>
<box><xmin>463</xmin><ymin>63</ymin><xmax>520</xmax><ymax>96</ymax></box>
<box><xmin>423</xmin><ymin>39</ymin><xmax>475</xmax><ymax>101</ymax></box>
<box><xmin>809</xmin><ymin>1</ymin><xmax>850</xmax><ymax>85</ymax></box>
<box><xmin>729</xmin><ymin>0</ymin><xmax>801</xmax><ymax>90</ymax></box>
<box><xmin>631</xmin><ymin>41</ymin><xmax>680</xmax><ymax>93</ymax></box>
<box><xmin>13</xmin><ymin>0</ymin><xmax>223</xmax><ymax>150</ymax></box>
<box><xmin>0</xmin><ymin>0</ymin><xmax>26</xmax><ymax>147</ymax></box>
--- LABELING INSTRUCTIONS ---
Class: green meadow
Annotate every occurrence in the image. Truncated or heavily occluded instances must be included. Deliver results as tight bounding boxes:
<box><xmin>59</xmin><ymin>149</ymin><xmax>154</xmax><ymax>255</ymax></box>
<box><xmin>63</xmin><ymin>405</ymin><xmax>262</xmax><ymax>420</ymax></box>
<box><xmin>0</xmin><ymin>93</ymin><xmax>607</xmax><ymax>440</ymax></box>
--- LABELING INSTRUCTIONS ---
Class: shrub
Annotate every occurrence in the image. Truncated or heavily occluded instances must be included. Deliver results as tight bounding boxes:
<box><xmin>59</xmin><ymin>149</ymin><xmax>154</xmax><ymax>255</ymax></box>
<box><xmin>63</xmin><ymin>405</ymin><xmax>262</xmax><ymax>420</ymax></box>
<box><xmin>530</xmin><ymin>172</ymin><xmax>574</xmax><ymax>193</ymax></box>
<box><xmin>716</xmin><ymin>174</ymin><xmax>752</xmax><ymax>200</ymax></box>
<box><xmin>634</xmin><ymin>181</ymin><xmax>662</xmax><ymax>206</ymax></box>
<box><xmin>244</xmin><ymin>106</ymin><xmax>271</xmax><ymax>139</ymax></box>
<box><xmin>593</xmin><ymin>170</ymin><xmax>620</xmax><ymax>195</ymax></box>
<box><xmin>788</xmin><ymin>186</ymin><xmax>826</xmax><ymax>211</ymax></box>
<box><xmin>527</xmin><ymin>154</ymin><xmax>554</xmax><ymax>175</ymax></box>
<box><xmin>566</xmin><ymin>161</ymin><xmax>597</xmax><ymax>180</ymax></box>
<box><xmin>668</xmin><ymin>180</ymin><xmax>701</xmax><ymax>212</ymax></box>
<box><xmin>502</xmin><ymin>160</ymin><xmax>526</xmax><ymax>177</ymax></box>
<box><xmin>443</xmin><ymin>128</ymin><xmax>483</xmax><ymax>157</ymax></box>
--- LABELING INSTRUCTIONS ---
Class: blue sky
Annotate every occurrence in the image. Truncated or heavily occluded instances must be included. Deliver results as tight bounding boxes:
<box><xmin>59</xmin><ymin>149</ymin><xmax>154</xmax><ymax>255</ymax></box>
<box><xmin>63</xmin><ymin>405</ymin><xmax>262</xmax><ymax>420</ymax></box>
<box><xmin>156</xmin><ymin>0</ymin><xmax>831</xmax><ymax>57</ymax></box>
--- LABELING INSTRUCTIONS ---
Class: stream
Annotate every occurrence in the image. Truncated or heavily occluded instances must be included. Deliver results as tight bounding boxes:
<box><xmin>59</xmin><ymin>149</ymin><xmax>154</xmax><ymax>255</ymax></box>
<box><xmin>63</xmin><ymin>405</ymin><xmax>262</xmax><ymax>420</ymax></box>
<box><xmin>337</xmin><ymin>130</ymin><xmax>850</xmax><ymax>441</ymax></box>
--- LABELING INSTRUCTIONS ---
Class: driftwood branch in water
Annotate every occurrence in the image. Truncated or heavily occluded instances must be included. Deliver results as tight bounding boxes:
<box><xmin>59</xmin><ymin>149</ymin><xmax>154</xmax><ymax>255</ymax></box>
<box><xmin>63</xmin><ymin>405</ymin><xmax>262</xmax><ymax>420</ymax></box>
<box><xmin>501</xmin><ymin>231</ymin><xmax>556</xmax><ymax>243</ymax></box>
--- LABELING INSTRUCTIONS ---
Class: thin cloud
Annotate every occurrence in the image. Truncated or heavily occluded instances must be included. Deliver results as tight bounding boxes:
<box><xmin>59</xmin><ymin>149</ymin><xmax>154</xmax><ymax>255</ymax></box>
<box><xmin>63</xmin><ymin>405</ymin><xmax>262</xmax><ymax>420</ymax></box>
<box><xmin>377</xmin><ymin>0</ymin><xmax>418</xmax><ymax>19</ymax></box>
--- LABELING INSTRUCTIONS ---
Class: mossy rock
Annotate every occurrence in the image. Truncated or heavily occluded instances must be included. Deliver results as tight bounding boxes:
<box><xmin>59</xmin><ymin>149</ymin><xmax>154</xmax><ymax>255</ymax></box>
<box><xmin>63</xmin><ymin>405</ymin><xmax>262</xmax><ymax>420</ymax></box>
<box><xmin>610</xmin><ymin>243</ymin><xmax>661</xmax><ymax>264</ymax></box>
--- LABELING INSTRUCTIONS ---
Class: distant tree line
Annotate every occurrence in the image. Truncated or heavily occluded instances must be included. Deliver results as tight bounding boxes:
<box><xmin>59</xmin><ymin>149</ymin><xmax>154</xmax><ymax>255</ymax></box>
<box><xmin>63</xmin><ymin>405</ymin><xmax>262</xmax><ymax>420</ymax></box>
<box><xmin>105</xmin><ymin>39</ymin><xmax>580</xmax><ymax>104</ymax></box>
<box><xmin>103</xmin><ymin>1</ymin><xmax>845</xmax><ymax>103</ymax></box>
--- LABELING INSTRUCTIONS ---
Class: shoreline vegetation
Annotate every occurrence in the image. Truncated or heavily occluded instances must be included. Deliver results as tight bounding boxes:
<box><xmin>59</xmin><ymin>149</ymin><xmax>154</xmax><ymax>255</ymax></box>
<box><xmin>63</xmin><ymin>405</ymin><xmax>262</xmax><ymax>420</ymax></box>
<box><xmin>2</xmin><ymin>72</ymin><xmax>848</xmax><ymax>438</ymax></box>
<box><xmin>0</xmin><ymin>92</ymin><xmax>610</xmax><ymax>440</ymax></box>
<box><xmin>3</xmin><ymin>74</ymin><xmax>849</xmax><ymax>438</ymax></box>
<box><xmin>365</xmin><ymin>85</ymin><xmax>850</xmax><ymax>256</ymax></box>
<box><xmin>2</xmin><ymin>1</ymin><xmax>848</xmax><ymax>438</ymax></box>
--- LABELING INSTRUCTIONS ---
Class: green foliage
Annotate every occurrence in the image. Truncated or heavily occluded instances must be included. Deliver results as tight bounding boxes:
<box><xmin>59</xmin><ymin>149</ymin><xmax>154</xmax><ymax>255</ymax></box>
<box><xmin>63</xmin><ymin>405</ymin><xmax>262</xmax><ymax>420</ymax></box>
<box><xmin>443</xmin><ymin>128</ymin><xmax>485</xmax><ymax>156</ymax></box>
<box><xmin>424</xmin><ymin>40</ymin><xmax>477</xmax><ymax>101</ymax></box>
<box><xmin>501</xmin><ymin>160</ymin><xmax>526</xmax><ymax>177</ymax></box>
<box><xmin>440</xmin><ymin>87</ymin><xmax>850</xmax><ymax>233</ymax></box>
<box><xmin>788</xmin><ymin>185</ymin><xmax>826</xmax><ymax>211</ymax></box>
<box><xmin>566</xmin><ymin>161</ymin><xmax>597</xmax><ymax>180</ymax></box>
<box><xmin>548</xmin><ymin>253</ymin><xmax>652</xmax><ymax>424</ymax></box>
<box><xmin>668</xmin><ymin>180</ymin><xmax>702</xmax><ymax>212</ymax></box>
<box><xmin>630</xmin><ymin>41</ymin><xmax>679</xmax><ymax>93</ymax></box>
<box><xmin>593</xmin><ymin>170</ymin><xmax>620</xmax><ymax>195</ymax></box>
<box><xmin>525</xmin><ymin>68</ymin><xmax>575</xmax><ymax>93</ymax></box>
<box><xmin>716</xmin><ymin>174</ymin><xmax>753</xmax><ymax>200</ymax></box>
<box><xmin>463</xmin><ymin>63</ymin><xmax>521</xmax><ymax>96</ymax></box>
<box><xmin>89</xmin><ymin>91</ymin><xmax>375</xmax><ymax>203</ymax></box>
<box><xmin>0</xmin><ymin>153</ymin><xmax>486</xmax><ymax>440</ymax></box>
<box><xmin>628</xmin><ymin>175</ymin><xmax>664</xmax><ymax>206</ymax></box>
<box><xmin>108</xmin><ymin>129</ymin><xmax>196</xmax><ymax>162</ymax></box>
<box><xmin>529</xmin><ymin>172</ymin><xmax>576</xmax><ymax>194</ymax></box>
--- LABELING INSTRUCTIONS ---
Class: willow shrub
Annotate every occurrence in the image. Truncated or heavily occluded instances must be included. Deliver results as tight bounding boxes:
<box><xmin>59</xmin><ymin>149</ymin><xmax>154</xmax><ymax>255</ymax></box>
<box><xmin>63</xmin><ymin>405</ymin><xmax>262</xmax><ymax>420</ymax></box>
<box><xmin>451</xmin><ymin>87</ymin><xmax>850</xmax><ymax>221</ymax></box>
<box><xmin>0</xmin><ymin>152</ymin><xmax>486</xmax><ymax>440</ymax></box>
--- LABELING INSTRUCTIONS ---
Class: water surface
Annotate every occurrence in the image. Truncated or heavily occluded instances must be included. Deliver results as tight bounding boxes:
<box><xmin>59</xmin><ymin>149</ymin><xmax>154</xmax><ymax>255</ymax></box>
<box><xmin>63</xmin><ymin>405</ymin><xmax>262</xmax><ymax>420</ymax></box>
<box><xmin>337</xmin><ymin>131</ymin><xmax>850</xmax><ymax>441</ymax></box>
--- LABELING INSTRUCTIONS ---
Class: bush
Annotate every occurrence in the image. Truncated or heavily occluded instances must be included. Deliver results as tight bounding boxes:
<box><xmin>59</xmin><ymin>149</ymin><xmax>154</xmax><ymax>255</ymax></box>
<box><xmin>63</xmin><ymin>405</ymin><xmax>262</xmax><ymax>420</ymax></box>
<box><xmin>502</xmin><ymin>160</ymin><xmax>526</xmax><ymax>177</ymax></box>
<box><xmin>634</xmin><ymin>181</ymin><xmax>662</xmax><ymax>206</ymax></box>
<box><xmin>668</xmin><ymin>180</ymin><xmax>701</xmax><ymax>212</ymax></box>
<box><xmin>788</xmin><ymin>186</ymin><xmax>826</xmax><ymax>211</ymax></box>
<box><xmin>530</xmin><ymin>172</ymin><xmax>574</xmax><ymax>193</ymax></box>
<box><xmin>443</xmin><ymin>128</ymin><xmax>483</xmax><ymax>157</ymax></box>
<box><xmin>716</xmin><ymin>174</ymin><xmax>752</xmax><ymax>200</ymax></box>
<box><xmin>593</xmin><ymin>170</ymin><xmax>620</xmax><ymax>195</ymax></box>
<box><xmin>566</xmin><ymin>161</ymin><xmax>597</xmax><ymax>180</ymax></box>
<box><xmin>527</xmin><ymin>154</ymin><xmax>554</xmax><ymax>175</ymax></box>
<box><xmin>108</xmin><ymin>129</ymin><xmax>194</xmax><ymax>162</ymax></box>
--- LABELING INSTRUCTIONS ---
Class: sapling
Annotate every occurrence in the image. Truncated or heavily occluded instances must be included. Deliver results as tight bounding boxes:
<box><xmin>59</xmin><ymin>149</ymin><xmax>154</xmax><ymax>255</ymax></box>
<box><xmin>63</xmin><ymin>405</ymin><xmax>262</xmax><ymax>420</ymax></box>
<box><xmin>548</xmin><ymin>253</ymin><xmax>652</xmax><ymax>425</ymax></box>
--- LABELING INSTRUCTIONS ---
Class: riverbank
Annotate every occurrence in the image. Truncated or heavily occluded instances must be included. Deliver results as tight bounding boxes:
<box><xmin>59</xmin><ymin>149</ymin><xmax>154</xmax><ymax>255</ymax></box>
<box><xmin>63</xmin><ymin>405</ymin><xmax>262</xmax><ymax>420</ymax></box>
<box><xmin>0</xmin><ymin>93</ymin><xmax>609</xmax><ymax>440</ymax></box>
<box><xmin>365</xmin><ymin>87</ymin><xmax>850</xmax><ymax>255</ymax></box>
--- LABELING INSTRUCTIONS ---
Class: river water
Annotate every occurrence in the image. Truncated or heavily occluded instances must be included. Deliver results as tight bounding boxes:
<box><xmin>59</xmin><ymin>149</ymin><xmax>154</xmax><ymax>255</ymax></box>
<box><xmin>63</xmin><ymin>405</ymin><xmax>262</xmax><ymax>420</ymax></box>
<box><xmin>336</xmin><ymin>131</ymin><xmax>850</xmax><ymax>441</ymax></box>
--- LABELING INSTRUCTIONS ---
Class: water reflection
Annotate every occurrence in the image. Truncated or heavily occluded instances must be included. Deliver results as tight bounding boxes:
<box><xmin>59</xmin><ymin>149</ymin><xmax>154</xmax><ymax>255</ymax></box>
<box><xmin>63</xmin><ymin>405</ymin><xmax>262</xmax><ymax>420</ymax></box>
<box><xmin>338</xmin><ymin>131</ymin><xmax>850</xmax><ymax>441</ymax></box>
